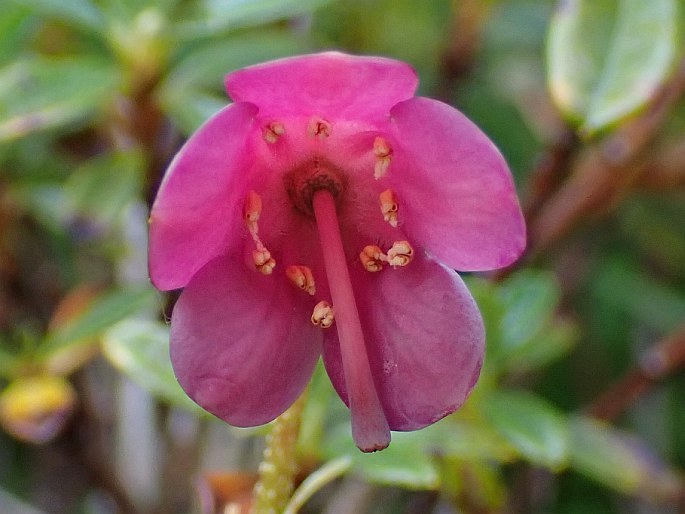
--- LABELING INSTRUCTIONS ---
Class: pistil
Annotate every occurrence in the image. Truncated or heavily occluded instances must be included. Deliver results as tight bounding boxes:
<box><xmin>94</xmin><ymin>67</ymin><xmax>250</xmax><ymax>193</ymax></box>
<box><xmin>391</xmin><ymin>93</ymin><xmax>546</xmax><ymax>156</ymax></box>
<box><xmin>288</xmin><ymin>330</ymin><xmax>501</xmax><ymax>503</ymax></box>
<box><xmin>312</xmin><ymin>189</ymin><xmax>391</xmax><ymax>452</ymax></box>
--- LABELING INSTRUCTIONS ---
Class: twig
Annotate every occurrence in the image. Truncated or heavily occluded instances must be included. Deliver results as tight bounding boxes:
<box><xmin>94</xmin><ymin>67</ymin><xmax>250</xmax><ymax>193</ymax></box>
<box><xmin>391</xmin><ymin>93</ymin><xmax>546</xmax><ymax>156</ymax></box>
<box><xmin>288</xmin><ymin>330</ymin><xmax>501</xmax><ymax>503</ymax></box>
<box><xmin>529</xmin><ymin>57</ymin><xmax>685</xmax><ymax>254</ymax></box>
<box><xmin>586</xmin><ymin>323</ymin><xmax>685</xmax><ymax>421</ymax></box>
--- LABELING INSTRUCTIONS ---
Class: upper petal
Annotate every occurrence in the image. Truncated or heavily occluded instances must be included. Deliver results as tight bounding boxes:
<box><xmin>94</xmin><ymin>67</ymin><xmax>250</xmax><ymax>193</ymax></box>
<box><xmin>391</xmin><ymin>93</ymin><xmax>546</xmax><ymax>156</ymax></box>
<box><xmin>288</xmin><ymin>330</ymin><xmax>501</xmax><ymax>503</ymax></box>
<box><xmin>386</xmin><ymin>97</ymin><xmax>526</xmax><ymax>271</ymax></box>
<box><xmin>323</xmin><ymin>253</ymin><xmax>485</xmax><ymax>431</ymax></box>
<box><xmin>149</xmin><ymin>102</ymin><xmax>257</xmax><ymax>291</ymax></box>
<box><xmin>225</xmin><ymin>52</ymin><xmax>418</xmax><ymax>123</ymax></box>
<box><xmin>170</xmin><ymin>255</ymin><xmax>322</xmax><ymax>427</ymax></box>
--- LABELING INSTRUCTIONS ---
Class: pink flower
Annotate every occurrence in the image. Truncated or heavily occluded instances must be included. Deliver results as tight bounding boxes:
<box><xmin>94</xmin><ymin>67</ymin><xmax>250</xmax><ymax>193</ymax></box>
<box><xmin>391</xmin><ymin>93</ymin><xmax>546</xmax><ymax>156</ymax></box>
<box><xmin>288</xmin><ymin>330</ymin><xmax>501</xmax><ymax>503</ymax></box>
<box><xmin>149</xmin><ymin>52</ymin><xmax>525</xmax><ymax>452</ymax></box>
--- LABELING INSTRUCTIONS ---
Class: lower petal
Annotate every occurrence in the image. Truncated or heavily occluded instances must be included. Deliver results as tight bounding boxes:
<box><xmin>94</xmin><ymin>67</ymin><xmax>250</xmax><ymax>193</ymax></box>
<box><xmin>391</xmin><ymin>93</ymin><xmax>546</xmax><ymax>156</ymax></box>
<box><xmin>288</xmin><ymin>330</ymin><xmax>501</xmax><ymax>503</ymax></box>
<box><xmin>170</xmin><ymin>255</ymin><xmax>322</xmax><ymax>427</ymax></box>
<box><xmin>323</xmin><ymin>252</ymin><xmax>484</xmax><ymax>431</ymax></box>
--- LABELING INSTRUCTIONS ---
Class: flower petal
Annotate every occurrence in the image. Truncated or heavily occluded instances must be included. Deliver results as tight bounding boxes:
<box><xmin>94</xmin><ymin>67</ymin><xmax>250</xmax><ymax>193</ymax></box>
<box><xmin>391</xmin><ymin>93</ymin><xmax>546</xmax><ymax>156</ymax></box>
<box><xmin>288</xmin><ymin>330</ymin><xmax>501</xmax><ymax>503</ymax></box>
<box><xmin>323</xmin><ymin>253</ymin><xmax>484</xmax><ymax>431</ymax></box>
<box><xmin>149</xmin><ymin>102</ymin><xmax>257</xmax><ymax>291</ymax></box>
<box><xmin>170</xmin><ymin>255</ymin><xmax>322</xmax><ymax>427</ymax></box>
<box><xmin>225</xmin><ymin>52</ymin><xmax>417</xmax><ymax>123</ymax></box>
<box><xmin>387</xmin><ymin>97</ymin><xmax>526</xmax><ymax>271</ymax></box>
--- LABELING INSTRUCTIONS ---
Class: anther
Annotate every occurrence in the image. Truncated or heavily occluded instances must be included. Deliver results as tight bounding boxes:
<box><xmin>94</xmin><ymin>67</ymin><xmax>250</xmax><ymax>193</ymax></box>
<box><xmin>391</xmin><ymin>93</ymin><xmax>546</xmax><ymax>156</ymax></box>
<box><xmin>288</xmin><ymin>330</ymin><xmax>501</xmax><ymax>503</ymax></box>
<box><xmin>263</xmin><ymin>122</ymin><xmax>285</xmax><ymax>143</ymax></box>
<box><xmin>307</xmin><ymin>116</ymin><xmax>331</xmax><ymax>139</ymax></box>
<box><xmin>243</xmin><ymin>190</ymin><xmax>262</xmax><ymax>234</ymax></box>
<box><xmin>379</xmin><ymin>189</ymin><xmax>399</xmax><ymax>227</ymax></box>
<box><xmin>311</xmin><ymin>301</ymin><xmax>335</xmax><ymax>328</ymax></box>
<box><xmin>286</xmin><ymin>265</ymin><xmax>316</xmax><ymax>295</ymax></box>
<box><xmin>373</xmin><ymin>137</ymin><xmax>392</xmax><ymax>179</ymax></box>
<box><xmin>359</xmin><ymin>245</ymin><xmax>386</xmax><ymax>272</ymax></box>
<box><xmin>252</xmin><ymin>247</ymin><xmax>276</xmax><ymax>275</ymax></box>
<box><xmin>386</xmin><ymin>241</ymin><xmax>414</xmax><ymax>267</ymax></box>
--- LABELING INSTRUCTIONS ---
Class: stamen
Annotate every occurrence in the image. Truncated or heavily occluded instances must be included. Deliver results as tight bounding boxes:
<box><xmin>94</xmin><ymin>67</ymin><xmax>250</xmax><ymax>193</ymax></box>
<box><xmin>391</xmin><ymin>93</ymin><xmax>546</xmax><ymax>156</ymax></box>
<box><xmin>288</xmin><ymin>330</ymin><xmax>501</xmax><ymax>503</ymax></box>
<box><xmin>386</xmin><ymin>241</ymin><xmax>414</xmax><ymax>267</ymax></box>
<box><xmin>243</xmin><ymin>190</ymin><xmax>262</xmax><ymax>234</ymax></box>
<box><xmin>263</xmin><ymin>122</ymin><xmax>285</xmax><ymax>143</ymax></box>
<box><xmin>373</xmin><ymin>137</ymin><xmax>392</xmax><ymax>179</ymax></box>
<box><xmin>311</xmin><ymin>300</ymin><xmax>335</xmax><ymax>328</ymax></box>
<box><xmin>252</xmin><ymin>247</ymin><xmax>276</xmax><ymax>275</ymax></box>
<box><xmin>244</xmin><ymin>191</ymin><xmax>276</xmax><ymax>273</ymax></box>
<box><xmin>359</xmin><ymin>245</ymin><xmax>386</xmax><ymax>272</ymax></box>
<box><xmin>286</xmin><ymin>265</ymin><xmax>316</xmax><ymax>295</ymax></box>
<box><xmin>379</xmin><ymin>189</ymin><xmax>399</xmax><ymax>227</ymax></box>
<box><xmin>307</xmin><ymin>116</ymin><xmax>331</xmax><ymax>139</ymax></box>
<box><xmin>312</xmin><ymin>189</ymin><xmax>390</xmax><ymax>452</ymax></box>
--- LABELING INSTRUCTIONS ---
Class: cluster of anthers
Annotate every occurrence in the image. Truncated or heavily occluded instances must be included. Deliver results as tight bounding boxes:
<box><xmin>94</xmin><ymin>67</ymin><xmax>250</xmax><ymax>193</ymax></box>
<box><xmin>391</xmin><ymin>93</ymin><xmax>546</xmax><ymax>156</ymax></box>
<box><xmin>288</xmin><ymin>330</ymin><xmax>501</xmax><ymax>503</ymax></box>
<box><xmin>241</xmin><ymin>125</ymin><xmax>415</xmax><ymax>333</ymax></box>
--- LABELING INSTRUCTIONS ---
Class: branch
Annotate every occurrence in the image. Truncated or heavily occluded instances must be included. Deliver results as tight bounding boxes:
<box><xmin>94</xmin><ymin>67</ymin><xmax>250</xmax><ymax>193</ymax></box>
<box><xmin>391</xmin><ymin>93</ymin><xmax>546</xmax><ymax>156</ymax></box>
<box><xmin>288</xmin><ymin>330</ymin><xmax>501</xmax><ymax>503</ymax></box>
<box><xmin>586</xmin><ymin>323</ymin><xmax>685</xmax><ymax>421</ymax></box>
<box><xmin>528</xmin><ymin>57</ymin><xmax>685</xmax><ymax>254</ymax></box>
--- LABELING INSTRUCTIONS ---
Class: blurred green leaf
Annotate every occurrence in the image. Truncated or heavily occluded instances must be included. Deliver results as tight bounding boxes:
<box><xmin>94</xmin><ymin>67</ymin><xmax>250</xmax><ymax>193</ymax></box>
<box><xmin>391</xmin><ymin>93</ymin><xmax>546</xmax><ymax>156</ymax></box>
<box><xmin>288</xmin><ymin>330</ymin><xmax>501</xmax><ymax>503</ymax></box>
<box><xmin>497</xmin><ymin>271</ymin><xmax>560</xmax><ymax>352</ymax></box>
<box><xmin>0</xmin><ymin>57</ymin><xmax>119</xmax><ymax>142</ymax></box>
<box><xmin>299</xmin><ymin>361</ymin><xmax>336</xmax><ymax>459</ymax></box>
<box><xmin>481</xmin><ymin>390</ymin><xmax>568</xmax><ymax>470</ymax></box>
<box><xmin>7</xmin><ymin>0</ymin><xmax>105</xmax><ymax>32</ymax></box>
<box><xmin>285</xmin><ymin>456</ymin><xmax>352</xmax><ymax>514</ymax></box>
<box><xmin>620</xmin><ymin>197</ymin><xmax>685</xmax><ymax>277</ymax></box>
<box><xmin>102</xmin><ymin>319</ymin><xmax>204</xmax><ymax>413</ymax></box>
<box><xmin>173</xmin><ymin>0</ymin><xmax>333</xmax><ymax>40</ymax></box>
<box><xmin>568</xmin><ymin>416</ymin><xmax>682</xmax><ymax>501</ymax></box>
<box><xmin>508</xmin><ymin>319</ymin><xmax>577</xmax><ymax>374</ymax></box>
<box><xmin>547</xmin><ymin>0</ymin><xmax>680</xmax><ymax>134</ymax></box>
<box><xmin>65</xmin><ymin>150</ymin><xmax>144</xmax><ymax>226</ymax></box>
<box><xmin>0</xmin><ymin>344</ymin><xmax>22</xmax><ymax>379</ymax></box>
<box><xmin>160</xmin><ymin>31</ymin><xmax>310</xmax><ymax>133</ymax></box>
<box><xmin>40</xmin><ymin>288</ymin><xmax>157</xmax><ymax>355</ymax></box>
<box><xmin>345</xmin><ymin>432</ymin><xmax>440</xmax><ymax>490</ymax></box>
<box><xmin>324</xmin><ymin>418</ymin><xmax>441</xmax><ymax>490</ymax></box>
<box><xmin>0</xmin><ymin>6</ymin><xmax>33</xmax><ymax>66</ymax></box>
<box><xmin>162</xmin><ymin>91</ymin><xmax>225</xmax><ymax>135</ymax></box>
<box><xmin>313</xmin><ymin>0</ymin><xmax>451</xmax><ymax>91</ymax></box>
<box><xmin>592</xmin><ymin>257</ymin><xmax>685</xmax><ymax>332</ymax></box>
<box><xmin>470</xmin><ymin>270</ymin><xmax>575</xmax><ymax>376</ymax></box>
<box><xmin>420</xmin><ymin>418</ymin><xmax>517</xmax><ymax>463</ymax></box>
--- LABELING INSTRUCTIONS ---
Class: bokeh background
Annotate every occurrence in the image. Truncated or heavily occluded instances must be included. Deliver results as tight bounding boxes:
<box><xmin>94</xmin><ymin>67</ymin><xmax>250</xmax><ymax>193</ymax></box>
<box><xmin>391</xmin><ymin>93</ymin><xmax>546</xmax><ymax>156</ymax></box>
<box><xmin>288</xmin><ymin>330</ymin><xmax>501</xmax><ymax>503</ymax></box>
<box><xmin>1</xmin><ymin>1</ymin><xmax>685</xmax><ymax>513</ymax></box>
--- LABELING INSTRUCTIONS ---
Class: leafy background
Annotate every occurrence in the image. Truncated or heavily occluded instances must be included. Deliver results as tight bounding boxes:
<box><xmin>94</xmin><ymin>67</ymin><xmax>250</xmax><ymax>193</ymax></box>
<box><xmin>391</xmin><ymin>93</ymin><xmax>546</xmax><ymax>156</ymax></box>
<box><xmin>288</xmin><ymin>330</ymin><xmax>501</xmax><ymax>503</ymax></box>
<box><xmin>1</xmin><ymin>0</ymin><xmax>685</xmax><ymax>513</ymax></box>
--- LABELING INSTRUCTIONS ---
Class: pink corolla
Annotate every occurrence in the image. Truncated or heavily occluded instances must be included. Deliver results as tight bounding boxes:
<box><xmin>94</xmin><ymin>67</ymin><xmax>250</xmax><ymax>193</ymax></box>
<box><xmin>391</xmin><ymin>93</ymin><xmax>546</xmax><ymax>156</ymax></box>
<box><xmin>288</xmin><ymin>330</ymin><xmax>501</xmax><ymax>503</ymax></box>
<box><xmin>149</xmin><ymin>52</ymin><xmax>525</xmax><ymax>452</ymax></box>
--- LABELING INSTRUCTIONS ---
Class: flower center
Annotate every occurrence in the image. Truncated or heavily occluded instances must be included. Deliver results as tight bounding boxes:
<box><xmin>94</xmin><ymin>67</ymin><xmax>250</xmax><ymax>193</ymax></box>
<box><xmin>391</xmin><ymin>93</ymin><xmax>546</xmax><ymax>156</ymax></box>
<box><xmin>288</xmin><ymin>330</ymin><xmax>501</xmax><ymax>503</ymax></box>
<box><xmin>284</xmin><ymin>157</ymin><xmax>346</xmax><ymax>217</ymax></box>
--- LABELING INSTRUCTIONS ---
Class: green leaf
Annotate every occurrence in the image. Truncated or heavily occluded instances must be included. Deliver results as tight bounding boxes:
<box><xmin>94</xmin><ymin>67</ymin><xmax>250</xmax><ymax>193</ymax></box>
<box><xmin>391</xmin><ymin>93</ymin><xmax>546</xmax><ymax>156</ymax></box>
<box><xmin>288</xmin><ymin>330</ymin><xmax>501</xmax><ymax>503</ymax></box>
<box><xmin>0</xmin><ymin>343</ymin><xmax>22</xmax><ymax>379</ymax></box>
<box><xmin>0</xmin><ymin>5</ymin><xmax>33</xmax><ymax>66</ymax></box>
<box><xmin>172</xmin><ymin>0</ymin><xmax>333</xmax><ymax>40</ymax></box>
<box><xmin>161</xmin><ymin>91</ymin><xmax>225</xmax><ymax>135</ymax></box>
<box><xmin>65</xmin><ymin>151</ymin><xmax>144</xmax><ymax>226</ymax></box>
<box><xmin>298</xmin><ymin>361</ymin><xmax>336</xmax><ymax>459</ymax></box>
<box><xmin>160</xmin><ymin>30</ymin><xmax>310</xmax><ymax>133</ymax></box>
<box><xmin>481</xmin><ymin>390</ymin><xmax>568</xmax><ymax>470</ymax></box>
<box><xmin>547</xmin><ymin>0</ymin><xmax>680</xmax><ymax>134</ymax></box>
<box><xmin>40</xmin><ymin>288</ymin><xmax>157</xmax><ymax>355</ymax></box>
<box><xmin>568</xmin><ymin>416</ymin><xmax>682</xmax><ymax>501</ymax></box>
<box><xmin>324</xmin><ymin>428</ymin><xmax>440</xmax><ymax>490</ymax></box>
<box><xmin>592</xmin><ymin>257</ymin><xmax>685</xmax><ymax>332</ymax></box>
<box><xmin>419</xmin><ymin>418</ymin><xmax>517</xmax><ymax>463</ymax></box>
<box><xmin>0</xmin><ymin>57</ymin><xmax>119</xmax><ymax>142</ymax></box>
<box><xmin>7</xmin><ymin>0</ymin><xmax>105</xmax><ymax>32</ymax></box>
<box><xmin>353</xmin><ymin>434</ymin><xmax>440</xmax><ymax>490</ymax></box>
<box><xmin>497</xmin><ymin>271</ymin><xmax>560</xmax><ymax>355</ymax></box>
<box><xmin>102</xmin><ymin>319</ymin><xmax>204</xmax><ymax>413</ymax></box>
<box><xmin>469</xmin><ymin>271</ymin><xmax>575</xmax><ymax>375</ymax></box>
